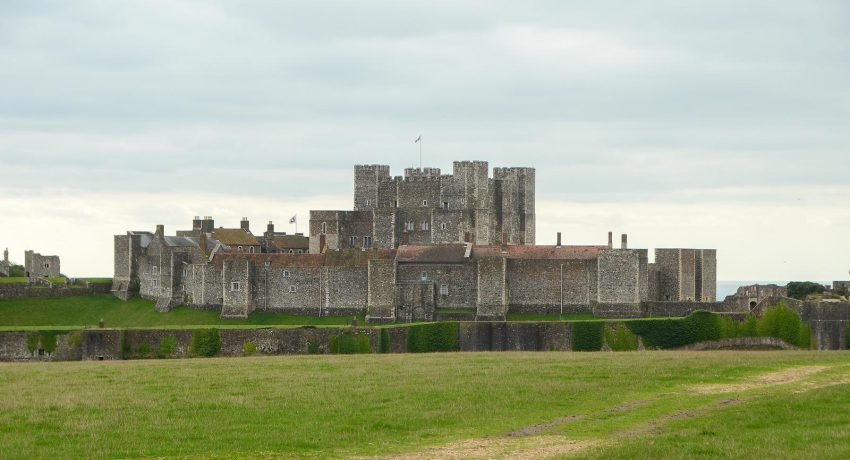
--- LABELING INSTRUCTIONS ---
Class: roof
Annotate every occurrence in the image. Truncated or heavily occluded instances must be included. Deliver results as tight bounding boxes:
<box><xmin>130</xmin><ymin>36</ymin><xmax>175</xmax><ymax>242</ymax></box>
<box><xmin>211</xmin><ymin>228</ymin><xmax>260</xmax><ymax>246</ymax></box>
<box><xmin>396</xmin><ymin>244</ymin><xmax>469</xmax><ymax>263</ymax></box>
<box><xmin>268</xmin><ymin>233</ymin><xmax>309</xmax><ymax>250</ymax></box>
<box><xmin>162</xmin><ymin>236</ymin><xmax>200</xmax><ymax>248</ymax></box>
<box><xmin>212</xmin><ymin>249</ymin><xmax>395</xmax><ymax>268</ymax></box>
<box><xmin>472</xmin><ymin>245</ymin><xmax>608</xmax><ymax>260</ymax></box>
<box><xmin>128</xmin><ymin>231</ymin><xmax>154</xmax><ymax>248</ymax></box>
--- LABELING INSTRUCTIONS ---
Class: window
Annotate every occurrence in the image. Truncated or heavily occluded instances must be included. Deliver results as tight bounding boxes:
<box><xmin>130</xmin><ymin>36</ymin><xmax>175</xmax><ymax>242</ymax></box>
<box><xmin>249</xmin><ymin>246</ymin><xmax>254</xmax><ymax>253</ymax></box>
<box><xmin>283</xmin><ymin>270</ymin><xmax>290</xmax><ymax>278</ymax></box>
<box><xmin>442</xmin><ymin>201</ymin><xmax>449</xmax><ymax>209</ymax></box>
<box><xmin>440</xmin><ymin>284</ymin><xmax>449</xmax><ymax>295</ymax></box>
<box><xmin>420</xmin><ymin>271</ymin><xmax>428</xmax><ymax>281</ymax></box>
<box><xmin>320</xmin><ymin>222</ymin><xmax>327</xmax><ymax>234</ymax></box>
<box><xmin>440</xmin><ymin>222</ymin><xmax>447</xmax><ymax>230</ymax></box>
<box><xmin>151</xmin><ymin>266</ymin><xmax>158</xmax><ymax>275</ymax></box>
<box><xmin>264</xmin><ymin>261</ymin><xmax>270</xmax><ymax>267</ymax></box>
<box><xmin>231</xmin><ymin>281</ymin><xmax>241</xmax><ymax>291</ymax></box>
<box><xmin>420</xmin><ymin>221</ymin><xmax>430</xmax><ymax>231</ymax></box>
<box><xmin>364</xmin><ymin>236</ymin><xmax>373</xmax><ymax>248</ymax></box>
<box><xmin>405</xmin><ymin>221</ymin><xmax>414</xmax><ymax>231</ymax></box>
<box><xmin>421</xmin><ymin>199</ymin><xmax>428</xmax><ymax>207</ymax></box>
<box><xmin>152</xmin><ymin>279</ymin><xmax>160</xmax><ymax>287</ymax></box>
<box><xmin>365</xmin><ymin>199</ymin><xmax>371</xmax><ymax>206</ymax></box>
<box><xmin>238</xmin><ymin>246</ymin><xmax>243</xmax><ymax>251</ymax></box>
<box><xmin>289</xmin><ymin>249</ymin><xmax>294</xmax><ymax>254</ymax></box>
<box><xmin>289</xmin><ymin>285</ymin><xmax>297</xmax><ymax>293</ymax></box>
<box><xmin>393</xmin><ymin>200</ymin><xmax>398</xmax><ymax>208</ymax></box>
<box><xmin>349</xmin><ymin>236</ymin><xmax>358</xmax><ymax>247</ymax></box>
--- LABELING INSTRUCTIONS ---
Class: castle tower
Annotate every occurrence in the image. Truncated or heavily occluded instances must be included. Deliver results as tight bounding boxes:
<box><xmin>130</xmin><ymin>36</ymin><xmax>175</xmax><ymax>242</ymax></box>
<box><xmin>493</xmin><ymin>167</ymin><xmax>535</xmax><ymax>245</ymax></box>
<box><xmin>354</xmin><ymin>164</ymin><xmax>390</xmax><ymax>210</ymax></box>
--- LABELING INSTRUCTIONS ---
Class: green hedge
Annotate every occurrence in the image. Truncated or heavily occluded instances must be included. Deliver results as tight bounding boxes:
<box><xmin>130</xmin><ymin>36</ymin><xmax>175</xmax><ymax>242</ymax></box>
<box><xmin>406</xmin><ymin>322</ymin><xmax>459</xmax><ymax>353</ymax></box>
<box><xmin>757</xmin><ymin>303</ymin><xmax>802</xmax><ymax>346</ymax></box>
<box><xmin>379</xmin><ymin>328</ymin><xmax>391</xmax><ymax>353</ymax></box>
<box><xmin>571</xmin><ymin>321</ymin><xmax>604</xmax><ymax>351</ymax></box>
<box><xmin>604</xmin><ymin>323</ymin><xmax>638</xmax><ymax>351</ymax></box>
<box><xmin>158</xmin><ymin>335</ymin><xmax>177</xmax><ymax>356</ymax></box>
<box><xmin>191</xmin><ymin>329</ymin><xmax>220</xmax><ymax>357</ymax></box>
<box><xmin>329</xmin><ymin>331</ymin><xmax>372</xmax><ymax>354</ymax></box>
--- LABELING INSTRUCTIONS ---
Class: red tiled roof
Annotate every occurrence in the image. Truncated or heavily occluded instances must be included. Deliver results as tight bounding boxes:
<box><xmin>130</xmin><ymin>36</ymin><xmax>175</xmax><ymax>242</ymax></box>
<box><xmin>396</xmin><ymin>244</ymin><xmax>469</xmax><ymax>263</ymax></box>
<box><xmin>473</xmin><ymin>245</ymin><xmax>607</xmax><ymax>260</ymax></box>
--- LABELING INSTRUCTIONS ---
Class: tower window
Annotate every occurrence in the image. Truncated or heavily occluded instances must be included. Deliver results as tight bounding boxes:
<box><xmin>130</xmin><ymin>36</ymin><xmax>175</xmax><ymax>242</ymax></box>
<box><xmin>442</xmin><ymin>201</ymin><xmax>449</xmax><ymax>209</ymax></box>
<box><xmin>420</xmin><ymin>221</ymin><xmax>430</xmax><ymax>231</ymax></box>
<box><xmin>289</xmin><ymin>285</ymin><xmax>297</xmax><ymax>293</ymax></box>
<box><xmin>365</xmin><ymin>199</ymin><xmax>371</xmax><ymax>206</ymax></box>
<box><xmin>440</xmin><ymin>284</ymin><xmax>449</xmax><ymax>295</ymax></box>
<box><xmin>405</xmin><ymin>221</ymin><xmax>414</xmax><ymax>231</ymax></box>
<box><xmin>230</xmin><ymin>281</ymin><xmax>241</xmax><ymax>291</ymax></box>
<box><xmin>349</xmin><ymin>236</ymin><xmax>358</xmax><ymax>247</ymax></box>
<box><xmin>320</xmin><ymin>222</ymin><xmax>327</xmax><ymax>234</ymax></box>
<box><xmin>364</xmin><ymin>236</ymin><xmax>372</xmax><ymax>248</ymax></box>
<box><xmin>440</xmin><ymin>222</ymin><xmax>447</xmax><ymax>230</ymax></box>
<box><xmin>420</xmin><ymin>271</ymin><xmax>428</xmax><ymax>281</ymax></box>
<box><xmin>283</xmin><ymin>270</ymin><xmax>290</xmax><ymax>278</ymax></box>
<box><xmin>421</xmin><ymin>200</ymin><xmax>428</xmax><ymax>207</ymax></box>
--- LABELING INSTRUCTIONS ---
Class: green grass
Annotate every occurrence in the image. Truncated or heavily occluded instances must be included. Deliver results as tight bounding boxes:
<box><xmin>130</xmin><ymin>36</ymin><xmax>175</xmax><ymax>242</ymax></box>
<box><xmin>0</xmin><ymin>295</ymin><xmax>363</xmax><ymax>329</ymax></box>
<box><xmin>0</xmin><ymin>277</ymin><xmax>27</xmax><ymax>284</ymax></box>
<box><xmin>0</xmin><ymin>351</ymin><xmax>847</xmax><ymax>459</ymax></box>
<box><xmin>46</xmin><ymin>277</ymin><xmax>67</xmax><ymax>284</ymax></box>
<box><xmin>507</xmin><ymin>312</ymin><xmax>597</xmax><ymax>321</ymax></box>
<box><xmin>79</xmin><ymin>277</ymin><xmax>112</xmax><ymax>284</ymax></box>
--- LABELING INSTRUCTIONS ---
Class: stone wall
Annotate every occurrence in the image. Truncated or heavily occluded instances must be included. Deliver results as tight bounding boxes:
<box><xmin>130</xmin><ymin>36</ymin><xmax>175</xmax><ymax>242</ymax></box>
<box><xmin>0</xmin><ymin>284</ymin><xmax>111</xmax><ymax>299</ymax></box>
<box><xmin>597</xmin><ymin>249</ymin><xmax>644</xmax><ymax>304</ymax></box>
<box><xmin>476</xmin><ymin>257</ymin><xmax>507</xmax><ymax>319</ymax></box>
<box><xmin>24</xmin><ymin>250</ymin><xmax>60</xmax><ymax>280</ymax></box>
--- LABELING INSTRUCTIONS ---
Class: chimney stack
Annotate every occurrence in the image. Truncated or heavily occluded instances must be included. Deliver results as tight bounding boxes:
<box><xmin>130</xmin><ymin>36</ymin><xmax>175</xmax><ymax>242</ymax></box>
<box><xmin>267</xmin><ymin>221</ymin><xmax>274</xmax><ymax>234</ymax></box>
<box><xmin>192</xmin><ymin>216</ymin><xmax>201</xmax><ymax>231</ymax></box>
<box><xmin>607</xmin><ymin>231</ymin><xmax>613</xmax><ymax>249</ymax></box>
<box><xmin>556</xmin><ymin>232</ymin><xmax>562</xmax><ymax>248</ymax></box>
<box><xmin>201</xmin><ymin>216</ymin><xmax>214</xmax><ymax>233</ymax></box>
<box><xmin>621</xmin><ymin>233</ymin><xmax>628</xmax><ymax>249</ymax></box>
<box><xmin>240</xmin><ymin>217</ymin><xmax>250</xmax><ymax>232</ymax></box>
<box><xmin>155</xmin><ymin>224</ymin><xmax>164</xmax><ymax>237</ymax></box>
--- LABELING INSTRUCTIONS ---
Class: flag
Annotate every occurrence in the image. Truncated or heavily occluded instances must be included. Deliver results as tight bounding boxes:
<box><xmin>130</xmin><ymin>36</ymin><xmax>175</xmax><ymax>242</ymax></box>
<box><xmin>414</xmin><ymin>135</ymin><xmax>421</xmax><ymax>143</ymax></box>
<box><xmin>289</xmin><ymin>215</ymin><xmax>296</xmax><ymax>224</ymax></box>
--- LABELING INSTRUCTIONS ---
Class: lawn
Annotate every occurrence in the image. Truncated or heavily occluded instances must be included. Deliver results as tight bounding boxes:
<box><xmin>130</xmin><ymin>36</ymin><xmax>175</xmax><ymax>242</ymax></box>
<box><xmin>0</xmin><ymin>351</ymin><xmax>848</xmax><ymax>459</ymax></box>
<box><xmin>0</xmin><ymin>277</ymin><xmax>27</xmax><ymax>284</ymax></box>
<box><xmin>0</xmin><ymin>295</ymin><xmax>363</xmax><ymax>329</ymax></box>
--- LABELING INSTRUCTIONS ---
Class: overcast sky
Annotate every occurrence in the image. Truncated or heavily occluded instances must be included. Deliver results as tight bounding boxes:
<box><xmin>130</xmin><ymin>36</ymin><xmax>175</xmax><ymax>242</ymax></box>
<box><xmin>1</xmin><ymin>0</ymin><xmax>848</xmax><ymax>283</ymax></box>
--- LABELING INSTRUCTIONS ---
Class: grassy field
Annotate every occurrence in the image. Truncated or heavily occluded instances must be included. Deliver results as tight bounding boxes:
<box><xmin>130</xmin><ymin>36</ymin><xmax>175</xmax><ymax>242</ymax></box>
<box><xmin>0</xmin><ymin>277</ymin><xmax>27</xmax><ymax>284</ymax></box>
<box><xmin>1</xmin><ymin>351</ymin><xmax>848</xmax><ymax>459</ymax></box>
<box><xmin>0</xmin><ymin>295</ymin><xmax>363</xmax><ymax>329</ymax></box>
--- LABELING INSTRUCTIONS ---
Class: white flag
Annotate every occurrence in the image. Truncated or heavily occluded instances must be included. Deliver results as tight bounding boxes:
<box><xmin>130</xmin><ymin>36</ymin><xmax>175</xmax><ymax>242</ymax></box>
<box><xmin>414</xmin><ymin>135</ymin><xmax>421</xmax><ymax>143</ymax></box>
<box><xmin>289</xmin><ymin>215</ymin><xmax>296</xmax><ymax>224</ymax></box>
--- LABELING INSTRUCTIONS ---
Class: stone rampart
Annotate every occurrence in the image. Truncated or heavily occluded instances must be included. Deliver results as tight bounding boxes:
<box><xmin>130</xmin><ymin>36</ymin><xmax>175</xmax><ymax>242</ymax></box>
<box><xmin>0</xmin><ymin>284</ymin><xmax>111</xmax><ymax>299</ymax></box>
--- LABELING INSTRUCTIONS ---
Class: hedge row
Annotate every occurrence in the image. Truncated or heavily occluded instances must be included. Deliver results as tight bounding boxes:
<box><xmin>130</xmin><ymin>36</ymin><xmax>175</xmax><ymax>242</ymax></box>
<box><xmin>571</xmin><ymin>321</ymin><xmax>605</xmax><ymax>351</ymax></box>
<box><xmin>329</xmin><ymin>331</ymin><xmax>372</xmax><ymax>354</ymax></box>
<box><xmin>406</xmin><ymin>322</ymin><xmax>459</xmax><ymax>353</ymax></box>
<box><xmin>191</xmin><ymin>329</ymin><xmax>220</xmax><ymax>357</ymax></box>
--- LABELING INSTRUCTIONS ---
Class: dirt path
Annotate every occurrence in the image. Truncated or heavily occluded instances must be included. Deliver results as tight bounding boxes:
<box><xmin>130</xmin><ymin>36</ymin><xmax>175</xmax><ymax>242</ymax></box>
<box><xmin>374</xmin><ymin>365</ymin><xmax>841</xmax><ymax>460</ymax></box>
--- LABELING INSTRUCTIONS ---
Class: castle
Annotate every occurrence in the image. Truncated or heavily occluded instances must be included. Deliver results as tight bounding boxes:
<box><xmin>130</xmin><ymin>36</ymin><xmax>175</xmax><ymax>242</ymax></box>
<box><xmin>112</xmin><ymin>161</ymin><xmax>716</xmax><ymax>321</ymax></box>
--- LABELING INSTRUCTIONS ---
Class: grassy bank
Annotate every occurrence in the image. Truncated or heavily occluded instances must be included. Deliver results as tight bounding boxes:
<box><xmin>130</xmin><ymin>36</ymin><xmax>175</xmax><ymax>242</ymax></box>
<box><xmin>0</xmin><ymin>351</ymin><xmax>848</xmax><ymax>458</ymax></box>
<box><xmin>0</xmin><ymin>295</ymin><xmax>363</xmax><ymax>329</ymax></box>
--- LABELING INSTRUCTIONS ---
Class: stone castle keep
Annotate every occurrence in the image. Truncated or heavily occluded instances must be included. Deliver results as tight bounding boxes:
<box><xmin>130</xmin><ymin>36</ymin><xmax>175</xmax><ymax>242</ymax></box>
<box><xmin>112</xmin><ymin>161</ymin><xmax>716</xmax><ymax>321</ymax></box>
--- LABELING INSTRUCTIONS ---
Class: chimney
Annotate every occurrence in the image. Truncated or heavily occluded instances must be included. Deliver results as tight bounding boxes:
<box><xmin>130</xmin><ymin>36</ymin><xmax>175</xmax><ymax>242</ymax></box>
<box><xmin>607</xmin><ymin>231</ymin><xmax>613</xmax><ymax>249</ymax></box>
<box><xmin>267</xmin><ymin>221</ymin><xmax>274</xmax><ymax>234</ymax></box>
<box><xmin>199</xmin><ymin>232</ymin><xmax>208</xmax><ymax>255</ymax></box>
<box><xmin>621</xmin><ymin>233</ymin><xmax>628</xmax><ymax>250</ymax></box>
<box><xmin>3</xmin><ymin>248</ymin><xmax>7</xmax><ymax>263</ymax></box>
<box><xmin>155</xmin><ymin>225</ymin><xmax>164</xmax><ymax>238</ymax></box>
<box><xmin>556</xmin><ymin>232</ymin><xmax>562</xmax><ymax>248</ymax></box>
<box><xmin>201</xmin><ymin>216</ymin><xmax>214</xmax><ymax>233</ymax></box>
<box><xmin>240</xmin><ymin>217</ymin><xmax>250</xmax><ymax>232</ymax></box>
<box><xmin>192</xmin><ymin>216</ymin><xmax>201</xmax><ymax>231</ymax></box>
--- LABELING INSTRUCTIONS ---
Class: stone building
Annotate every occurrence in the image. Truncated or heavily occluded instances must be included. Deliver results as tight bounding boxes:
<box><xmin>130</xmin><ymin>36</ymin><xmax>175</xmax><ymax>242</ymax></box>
<box><xmin>113</xmin><ymin>160</ymin><xmax>717</xmax><ymax>321</ymax></box>
<box><xmin>0</xmin><ymin>248</ymin><xmax>10</xmax><ymax>277</ymax></box>
<box><xmin>309</xmin><ymin>161</ymin><xmax>535</xmax><ymax>252</ymax></box>
<box><xmin>722</xmin><ymin>284</ymin><xmax>788</xmax><ymax>311</ymax></box>
<box><xmin>24</xmin><ymin>250</ymin><xmax>60</xmax><ymax>281</ymax></box>
<box><xmin>833</xmin><ymin>281</ymin><xmax>850</xmax><ymax>296</ymax></box>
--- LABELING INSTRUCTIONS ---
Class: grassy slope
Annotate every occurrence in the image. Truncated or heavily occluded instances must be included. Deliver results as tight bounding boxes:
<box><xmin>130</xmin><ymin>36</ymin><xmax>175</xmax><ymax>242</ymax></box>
<box><xmin>0</xmin><ymin>295</ymin><xmax>363</xmax><ymax>329</ymax></box>
<box><xmin>0</xmin><ymin>351</ymin><xmax>848</xmax><ymax>459</ymax></box>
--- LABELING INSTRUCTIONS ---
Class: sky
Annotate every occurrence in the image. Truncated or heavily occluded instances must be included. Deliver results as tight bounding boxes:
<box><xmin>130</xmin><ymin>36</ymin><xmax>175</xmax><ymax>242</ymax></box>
<box><xmin>1</xmin><ymin>0</ymin><xmax>848</xmax><ymax>281</ymax></box>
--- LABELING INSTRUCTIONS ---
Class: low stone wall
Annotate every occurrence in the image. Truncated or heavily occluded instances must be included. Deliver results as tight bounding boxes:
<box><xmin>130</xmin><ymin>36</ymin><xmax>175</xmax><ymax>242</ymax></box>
<box><xmin>674</xmin><ymin>337</ymin><xmax>797</xmax><ymax>351</ymax></box>
<box><xmin>507</xmin><ymin>304</ymin><xmax>593</xmax><ymax>315</ymax></box>
<box><xmin>640</xmin><ymin>301</ymin><xmax>726</xmax><ymax>318</ymax></box>
<box><xmin>0</xmin><ymin>283</ymin><xmax>111</xmax><ymax>299</ymax></box>
<box><xmin>459</xmin><ymin>322</ymin><xmax>572</xmax><ymax>351</ymax></box>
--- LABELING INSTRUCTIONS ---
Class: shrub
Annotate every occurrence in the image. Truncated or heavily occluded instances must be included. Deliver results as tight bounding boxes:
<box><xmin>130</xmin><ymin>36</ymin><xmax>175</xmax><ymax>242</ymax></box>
<box><xmin>740</xmin><ymin>315</ymin><xmax>758</xmax><ymax>337</ymax></box>
<box><xmin>243</xmin><ymin>341</ymin><xmax>257</xmax><ymax>356</ymax></box>
<box><xmin>379</xmin><ymin>328</ymin><xmax>391</xmax><ymax>353</ymax></box>
<box><xmin>757</xmin><ymin>303</ymin><xmax>802</xmax><ymax>346</ymax></box>
<box><xmin>41</xmin><ymin>332</ymin><xmax>58</xmax><ymax>354</ymax></box>
<box><xmin>571</xmin><ymin>321</ymin><xmax>604</xmax><ymax>351</ymax></box>
<box><xmin>329</xmin><ymin>332</ymin><xmax>372</xmax><ymax>354</ymax></box>
<box><xmin>159</xmin><ymin>335</ymin><xmax>177</xmax><ymax>356</ymax></box>
<box><xmin>604</xmin><ymin>323</ymin><xmax>638</xmax><ymax>351</ymax></box>
<box><xmin>798</xmin><ymin>323</ymin><xmax>812</xmax><ymax>349</ymax></box>
<box><xmin>9</xmin><ymin>264</ymin><xmax>24</xmax><ymax>277</ymax></box>
<box><xmin>67</xmin><ymin>331</ymin><xmax>82</xmax><ymax>348</ymax></box>
<box><xmin>406</xmin><ymin>322</ymin><xmax>459</xmax><ymax>353</ymax></box>
<box><xmin>137</xmin><ymin>341</ymin><xmax>151</xmax><ymax>357</ymax></box>
<box><xmin>191</xmin><ymin>329</ymin><xmax>220</xmax><ymax>357</ymax></box>
<box><xmin>307</xmin><ymin>341</ymin><xmax>320</xmax><ymax>354</ymax></box>
<box><xmin>786</xmin><ymin>281</ymin><xmax>825</xmax><ymax>300</ymax></box>
<box><xmin>26</xmin><ymin>333</ymin><xmax>39</xmax><ymax>354</ymax></box>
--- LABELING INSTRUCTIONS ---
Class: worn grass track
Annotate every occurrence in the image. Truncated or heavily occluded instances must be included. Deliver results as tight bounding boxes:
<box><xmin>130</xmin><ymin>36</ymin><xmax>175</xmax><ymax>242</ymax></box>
<box><xmin>0</xmin><ymin>351</ymin><xmax>848</xmax><ymax>459</ymax></box>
